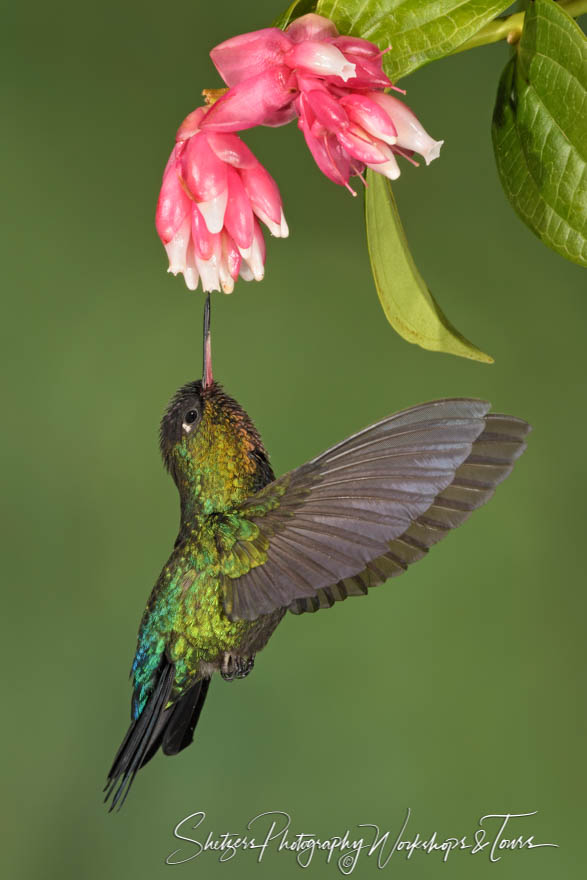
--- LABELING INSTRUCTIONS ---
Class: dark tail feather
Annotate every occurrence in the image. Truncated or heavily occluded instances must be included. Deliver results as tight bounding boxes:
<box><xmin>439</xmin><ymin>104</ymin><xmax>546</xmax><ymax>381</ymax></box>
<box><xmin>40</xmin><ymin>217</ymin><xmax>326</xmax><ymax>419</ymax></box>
<box><xmin>163</xmin><ymin>676</ymin><xmax>210</xmax><ymax>756</ymax></box>
<box><xmin>139</xmin><ymin>675</ymin><xmax>211</xmax><ymax>766</ymax></box>
<box><xmin>104</xmin><ymin>666</ymin><xmax>211</xmax><ymax>812</ymax></box>
<box><xmin>104</xmin><ymin>663</ymin><xmax>174</xmax><ymax>812</ymax></box>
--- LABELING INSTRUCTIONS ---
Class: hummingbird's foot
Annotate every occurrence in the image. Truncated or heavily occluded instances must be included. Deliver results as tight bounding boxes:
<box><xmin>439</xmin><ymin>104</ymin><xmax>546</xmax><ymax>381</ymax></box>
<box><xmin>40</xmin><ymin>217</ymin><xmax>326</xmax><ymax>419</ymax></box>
<box><xmin>221</xmin><ymin>652</ymin><xmax>237</xmax><ymax>681</ymax></box>
<box><xmin>235</xmin><ymin>656</ymin><xmax>254</xmax><ymax>679</ymax></box>
<box><xmin>220</xmin><ymin>653</ymin><xmax>255</xmax><ymax>681</ymax></box>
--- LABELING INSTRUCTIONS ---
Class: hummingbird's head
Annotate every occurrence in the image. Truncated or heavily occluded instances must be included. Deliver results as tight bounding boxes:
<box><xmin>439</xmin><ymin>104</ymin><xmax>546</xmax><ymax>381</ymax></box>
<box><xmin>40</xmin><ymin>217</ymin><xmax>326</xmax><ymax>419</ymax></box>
<box><xmin>159</xmin><ymin>296</ymin><xmax>273</xmax><ymax>516</ymax></box>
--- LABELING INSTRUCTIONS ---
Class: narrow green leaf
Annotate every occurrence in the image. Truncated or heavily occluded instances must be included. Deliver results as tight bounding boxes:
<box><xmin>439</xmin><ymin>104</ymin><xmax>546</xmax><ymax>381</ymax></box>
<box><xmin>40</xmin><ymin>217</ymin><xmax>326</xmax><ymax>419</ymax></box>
<box><xmin>273</xmin><ymin>0</ymin><xmax>317</xmax><ymax>30</ymax></box>
<box><xmin>492</xmin><ymin>0</ymin><xmax>587</xmax><ymax>267</ymax></box>
<box><xmin>315</xmin><ymin>0</ymin><xmax>511</xmax><ymax>80</ymax></box>
<box><xmin>365</xmin><ymin>171</ymin><xmax>493</xmax><ymax>363</ymax></box>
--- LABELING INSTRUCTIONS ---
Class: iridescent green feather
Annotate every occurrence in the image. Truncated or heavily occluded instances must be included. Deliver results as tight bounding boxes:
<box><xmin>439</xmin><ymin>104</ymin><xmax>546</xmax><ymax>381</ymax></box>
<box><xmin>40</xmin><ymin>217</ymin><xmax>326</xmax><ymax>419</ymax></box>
<box><xmin>131</xmin><ymin>384</ymin><xmax>277</xmax><ymax>717</ymax></box>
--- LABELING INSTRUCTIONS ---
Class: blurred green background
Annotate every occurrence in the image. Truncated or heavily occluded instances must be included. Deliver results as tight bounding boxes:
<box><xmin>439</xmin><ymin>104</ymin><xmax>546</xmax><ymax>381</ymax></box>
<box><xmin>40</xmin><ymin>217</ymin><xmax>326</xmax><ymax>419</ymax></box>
<box><xmin>2</xmin><ymin>1</ymin><xmax>586</xmax><ymax>877</ymax></box>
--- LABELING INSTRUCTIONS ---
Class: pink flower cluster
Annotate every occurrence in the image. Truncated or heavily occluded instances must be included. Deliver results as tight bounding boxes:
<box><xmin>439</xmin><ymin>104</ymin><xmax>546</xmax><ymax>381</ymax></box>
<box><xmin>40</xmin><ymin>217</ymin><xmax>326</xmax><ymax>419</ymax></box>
<box><xmin>156</xmin><ymin>13</ymin><xmax>443</xmax><ymax>291</ymax></box>
<box><xmin>156</xmin><ymin>108</ymin><xmax>287</xmax><ymax>293</ymax></box>
<box><xmin>203</xmin><ymin>14</ymin><xmax>443</xmax><ymax>193</ymax></box>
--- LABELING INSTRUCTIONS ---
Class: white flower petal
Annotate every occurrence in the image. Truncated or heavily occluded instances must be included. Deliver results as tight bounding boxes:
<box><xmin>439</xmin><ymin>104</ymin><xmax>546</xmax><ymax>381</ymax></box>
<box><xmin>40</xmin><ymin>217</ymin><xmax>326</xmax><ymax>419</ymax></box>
<box><xmin>239</xmin><ymin>262</ymin><xmax>254</xmax><ymax>282</ymax></box>
<box><xmin>164</xmin><ymin>217</ymin><xmax>190</xmax><ymax>274</ymax></box>
<box><xmin>218</xmin><ymin>253</ymin><xmax>235</xmax><ymax>294</ymax></box>
<box><xmin>183</xmin><ymin>244</ymin><xmax>200</xmax><ymax>291</ymax></box>
<box><xmin>368</xmin><ymin>93</ymin><xmax>444</xmax><ymax>166</ymax></box>
<box><xmin>195</xmin><ymin>254</ymin><xmax>221</xmax><ymax>292</ymax></box>
<box><xmin>337</xmin><ymin>61</ymin><xmax>356</xmax><ymax>82</ymax></box>
<box><xmin>197</xmin><ymin>190</ymin><xmax>228</xmax><ymax>234</ymax></box>
<box><xmin>291</xmin><ymin>42</ymin><xmax>356</xmax><ymax>82</ymax></box>
<box><xmin>421</xmin><ymin>139</ymin><xmax>444</xmax><ymax>165</ymax></box>
<box><xmin>247</xmin><ymin>237</ymin><xmax>265</xmax><ymax>282</ymax></box>
<box><xmin>279</xmin><ymin>209</ymin><xmax>289</xmax><ymax>238</ymax></box>
<box><xmin>252</xmin><ymin>206</ymin><xmax>281</xmax><ymax>237</ymax></box>
<box><xmin>367</xmin><ymin>154</ymin><xmax>401</xmax><ymax>180</ymax></box>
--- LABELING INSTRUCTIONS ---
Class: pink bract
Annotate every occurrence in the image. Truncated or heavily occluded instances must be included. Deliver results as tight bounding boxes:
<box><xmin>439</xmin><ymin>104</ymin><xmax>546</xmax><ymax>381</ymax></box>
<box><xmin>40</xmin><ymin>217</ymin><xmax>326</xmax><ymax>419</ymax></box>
<box><xmin>286</xmin><ymin>13</ymin><xmax>338</xmax><ymax>43</ymax></box>
<box><xmin>201</xmin><ymin>66</ymin><xmax>298</xmax><ymax>133</ymax></box>
<box><xmin>155</xmin><ymin>110</ymin><xmax>288</xmax><ymax>293</ymax></box>
<box><xmin>210</xmin><ymin>28</ymin><xmax>292</xmax><ymax>86</ymax></box>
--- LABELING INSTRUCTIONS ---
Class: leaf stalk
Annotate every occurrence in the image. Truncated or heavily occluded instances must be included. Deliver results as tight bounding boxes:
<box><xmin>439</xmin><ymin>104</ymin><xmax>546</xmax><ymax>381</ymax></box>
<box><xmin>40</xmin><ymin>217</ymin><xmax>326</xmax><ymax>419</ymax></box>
<box><xmin>452</xmin><ymin>0</ymin><xmax>587</xmax><ymax>55</ymax></box>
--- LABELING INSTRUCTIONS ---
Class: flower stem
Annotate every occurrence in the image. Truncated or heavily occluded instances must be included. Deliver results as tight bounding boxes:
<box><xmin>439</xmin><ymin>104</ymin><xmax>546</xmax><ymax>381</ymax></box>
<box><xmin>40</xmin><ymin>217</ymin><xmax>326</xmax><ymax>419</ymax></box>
<box><xmin>451</xmin><ymin>0</ymin><xmax>587</xmax><ymax>55</ymax></box>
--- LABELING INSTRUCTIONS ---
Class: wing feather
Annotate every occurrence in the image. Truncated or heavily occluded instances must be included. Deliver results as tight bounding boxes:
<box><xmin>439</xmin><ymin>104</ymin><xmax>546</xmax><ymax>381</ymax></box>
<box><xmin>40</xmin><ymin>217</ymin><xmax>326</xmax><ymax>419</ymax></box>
<box><xmin>289</xmin><ymin>413</ymin><xmax>531</xmax><ymax>614</ymax></box>
<box><xmin>223</xmin><ymin>402</ymin><xmax>530</xmax><ymax>621</ymax></box>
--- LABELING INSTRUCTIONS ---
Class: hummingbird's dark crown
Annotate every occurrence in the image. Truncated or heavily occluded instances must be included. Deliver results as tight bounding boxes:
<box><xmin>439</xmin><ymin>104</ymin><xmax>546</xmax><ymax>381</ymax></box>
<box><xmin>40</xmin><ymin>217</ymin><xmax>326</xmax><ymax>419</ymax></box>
<box><xmin>159</xmin><ymin>380</ymin><xmax>204</xmax><ymax>471</ymax></box>
<box><xmin>159</xmin><ymin>379</ymin><xmax>274</xmax><ymax>514</ymax></box>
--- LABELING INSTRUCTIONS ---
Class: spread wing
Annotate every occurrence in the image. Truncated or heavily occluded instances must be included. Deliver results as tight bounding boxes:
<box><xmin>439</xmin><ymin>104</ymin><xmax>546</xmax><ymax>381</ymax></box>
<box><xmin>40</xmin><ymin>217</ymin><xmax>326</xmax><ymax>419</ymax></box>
<box><xmin>221</xmin><ymin>400</ymin><xmax>530</xmax><ymax>621</ymax></box>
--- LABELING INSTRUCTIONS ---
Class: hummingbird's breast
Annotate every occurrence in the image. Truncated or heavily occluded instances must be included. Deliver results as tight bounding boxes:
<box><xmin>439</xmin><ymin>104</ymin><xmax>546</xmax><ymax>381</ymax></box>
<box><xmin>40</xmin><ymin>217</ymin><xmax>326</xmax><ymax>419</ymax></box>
<box><xmin>132</xmin><ymin>516</ymin><xmax>284</xmax><ymax>709</ymax></box>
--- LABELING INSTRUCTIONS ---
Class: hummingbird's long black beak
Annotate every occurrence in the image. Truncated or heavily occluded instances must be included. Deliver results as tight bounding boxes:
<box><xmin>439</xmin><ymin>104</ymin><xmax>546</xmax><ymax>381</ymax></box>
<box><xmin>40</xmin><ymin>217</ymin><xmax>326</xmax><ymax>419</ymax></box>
<box><xmin>202</xmin><ymin>293</ymin><xmax>213</xmax><ymax>389</ymax></box>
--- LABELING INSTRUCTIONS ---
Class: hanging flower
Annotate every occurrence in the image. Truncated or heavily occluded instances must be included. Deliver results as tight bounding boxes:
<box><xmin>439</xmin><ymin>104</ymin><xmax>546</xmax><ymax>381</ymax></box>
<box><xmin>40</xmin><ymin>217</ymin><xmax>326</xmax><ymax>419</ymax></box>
<box><xmin>156</xmin><ymin>108</ymin><xmax>288</xmax><ymax>292</ymax></box>
<box><xmin>156</xmin><ymin>13</ymin><xmax>443</xmax><ymax>291</ymax></box>
<box><xmin>201</xmin><ymin>13</ymin><xmax>443</xmax><ymax>192</ymax></box>
<box><xmin>295</xmin><ymin>83</ymin><xmax>443</xmax><ymax>193</ymax></box>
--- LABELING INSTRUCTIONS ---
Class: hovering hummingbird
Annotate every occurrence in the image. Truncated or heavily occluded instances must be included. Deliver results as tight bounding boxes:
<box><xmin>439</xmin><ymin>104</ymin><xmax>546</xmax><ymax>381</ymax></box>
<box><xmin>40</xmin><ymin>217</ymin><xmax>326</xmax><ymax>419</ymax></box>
<box><xmin>105</xmin><ymin>296</ymin><xmax>530</xmax><ymax>810</ymax></box>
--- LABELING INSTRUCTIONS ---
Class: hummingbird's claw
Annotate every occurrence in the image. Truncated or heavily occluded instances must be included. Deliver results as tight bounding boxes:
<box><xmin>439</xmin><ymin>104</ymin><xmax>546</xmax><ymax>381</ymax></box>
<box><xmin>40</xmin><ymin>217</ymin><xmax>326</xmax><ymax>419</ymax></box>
<box><xmin>235</xmin><ymin>656</ymin><xmax>254</xmax><ymax>678</ymax></box>
<box><xmin>220</xmin><ymin>652</ymin><xmax>255</xmax><ymax>681</ymax></box>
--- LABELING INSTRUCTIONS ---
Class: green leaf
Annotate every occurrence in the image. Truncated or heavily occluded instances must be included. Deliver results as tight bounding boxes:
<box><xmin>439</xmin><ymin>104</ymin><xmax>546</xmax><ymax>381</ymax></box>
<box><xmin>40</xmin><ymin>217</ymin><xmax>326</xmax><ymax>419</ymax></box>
<box><xmin>365</xmin><ymin>170</ymin><xmax>493</xmax><ymax>363</ymax></box>
<box><xmin>315</xmin><ymin>0</ymin><xmax>511</xmax><ymax>80</ymax></box>
<box><xmin>492</xmin><ymin>0</ymin><xmax>587</xmax><ymax>267</ymax></box>
<box><xmin>273</xmin><ymin>0</ymin><xmax>317</xmax><ymax>30</ymax></box>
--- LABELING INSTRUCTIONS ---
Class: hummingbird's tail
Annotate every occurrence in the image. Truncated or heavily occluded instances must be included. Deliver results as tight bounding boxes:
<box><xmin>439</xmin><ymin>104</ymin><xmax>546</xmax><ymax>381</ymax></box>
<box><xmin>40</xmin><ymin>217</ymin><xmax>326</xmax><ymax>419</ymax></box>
<box><xmin>104</xmin><ymin>663</ymin><xmax>211</xmax><ymax>811</ymax></box>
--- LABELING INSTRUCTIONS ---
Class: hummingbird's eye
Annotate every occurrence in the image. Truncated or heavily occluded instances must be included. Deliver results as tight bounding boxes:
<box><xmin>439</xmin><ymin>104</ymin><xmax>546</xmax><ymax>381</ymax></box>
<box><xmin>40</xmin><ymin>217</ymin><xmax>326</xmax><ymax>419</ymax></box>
<box><xmin>184</xmin><ymin>409</ymin><xmax>199</xmax><ymax>425</ymax></box>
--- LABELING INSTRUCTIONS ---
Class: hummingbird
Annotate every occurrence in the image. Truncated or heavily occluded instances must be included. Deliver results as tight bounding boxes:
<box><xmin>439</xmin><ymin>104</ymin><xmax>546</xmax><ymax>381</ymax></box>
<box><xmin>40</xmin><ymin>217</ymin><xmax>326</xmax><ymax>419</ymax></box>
<box><xmin>105</xmin><ymin>295</ymin><xmax>530</xmax><ymax>810</ymax></box>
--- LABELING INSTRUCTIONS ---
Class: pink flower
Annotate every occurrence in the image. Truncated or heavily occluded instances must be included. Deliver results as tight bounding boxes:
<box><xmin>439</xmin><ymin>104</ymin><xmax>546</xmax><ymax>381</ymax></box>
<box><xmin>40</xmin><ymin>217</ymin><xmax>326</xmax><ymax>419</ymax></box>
<box><xmin>366</xmin><ymin>92</ymin><xmax>444</xmax><ymax>166</ymax></box>
<box><xmin>201</xmin><ymin>14</ymin><xmax>442</xmax><ymax>191</ymax></box>
<box><xmin>155</xmin><ymin>108</ymin><xmax>287</xmax><ymax>293</ymax></box>
<box><xmin>202</xmin><ymin>15</ymin><xmax>391</xmax><ymax>132</ymax></box>
<box><xmin>156</xmin><ymin>13</ymin><xmax>443</xmax><ymax>290</ymax></box>
<box><xmin>296</xmin><ymin>85</ymin><xmax>443</xmax><ymax>192</ymax></box>
<box><xmin>286</xmin><ymin>40</ymin><xmax>357</xmax><ymax>83</ymax></box>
